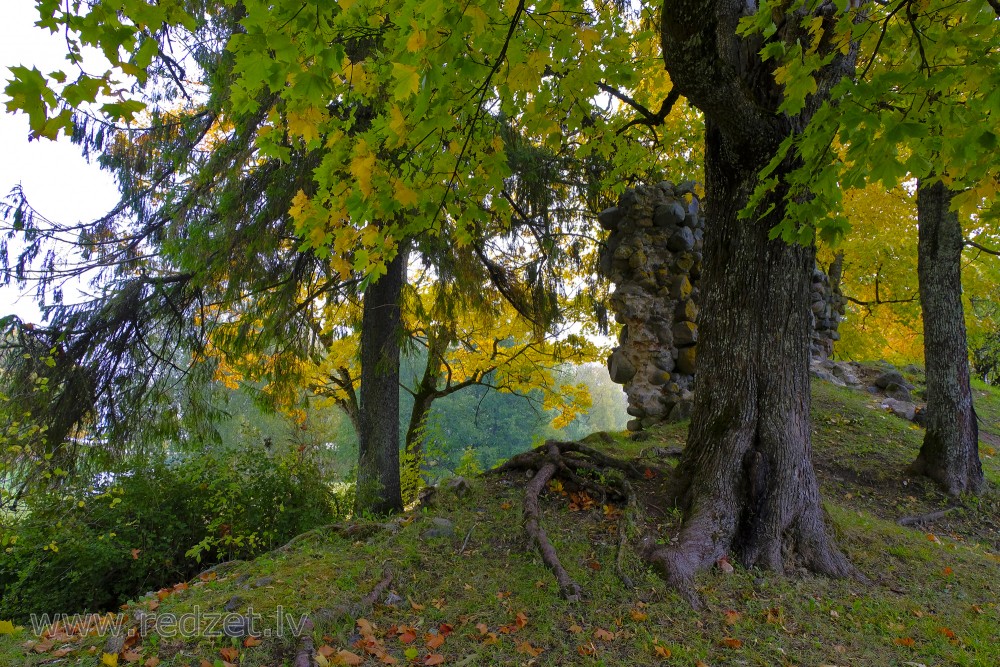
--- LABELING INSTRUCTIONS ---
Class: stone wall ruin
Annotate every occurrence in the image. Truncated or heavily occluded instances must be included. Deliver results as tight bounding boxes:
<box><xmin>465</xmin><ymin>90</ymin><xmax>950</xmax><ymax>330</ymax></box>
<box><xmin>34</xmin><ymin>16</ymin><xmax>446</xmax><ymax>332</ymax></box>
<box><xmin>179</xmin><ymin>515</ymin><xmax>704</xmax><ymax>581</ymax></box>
<box><xmin>600</xmin><ymin>182</ymin><xmax>846</xmax><ymax>431</ymax></box>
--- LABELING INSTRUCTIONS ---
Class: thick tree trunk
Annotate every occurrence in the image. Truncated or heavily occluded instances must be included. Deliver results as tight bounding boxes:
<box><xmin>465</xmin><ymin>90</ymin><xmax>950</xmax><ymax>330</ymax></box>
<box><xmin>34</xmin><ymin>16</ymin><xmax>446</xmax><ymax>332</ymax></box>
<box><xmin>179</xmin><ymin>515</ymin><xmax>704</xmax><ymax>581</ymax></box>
<box><xmin>649</xmin><ymin>0</ymin><xmax>858</xmax><ymax>598</ymax></box>
<box><xmin>909</xmin><ymin>179</ymin><xmax>983</xmax><ymax>495</ymax></box>
<box><xmin>354</xmin><ymin>248</ymin><xmax>407</xmax><ymax>516</ymax></box>
<box><xmin>645</xmin><ymin>122</ymin><xmax>854</xmax><ymax>597</ymax></box>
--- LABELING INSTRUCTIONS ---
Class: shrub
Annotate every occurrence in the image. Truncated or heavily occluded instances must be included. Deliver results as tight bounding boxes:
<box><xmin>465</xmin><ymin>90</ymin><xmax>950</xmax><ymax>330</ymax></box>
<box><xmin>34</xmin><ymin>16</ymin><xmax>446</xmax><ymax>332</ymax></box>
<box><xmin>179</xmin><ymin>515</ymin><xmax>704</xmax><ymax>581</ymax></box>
<box><xmin>0</xmin><ymin>443</ymin><xmax>345</xmax><ymax>620</ymax></box>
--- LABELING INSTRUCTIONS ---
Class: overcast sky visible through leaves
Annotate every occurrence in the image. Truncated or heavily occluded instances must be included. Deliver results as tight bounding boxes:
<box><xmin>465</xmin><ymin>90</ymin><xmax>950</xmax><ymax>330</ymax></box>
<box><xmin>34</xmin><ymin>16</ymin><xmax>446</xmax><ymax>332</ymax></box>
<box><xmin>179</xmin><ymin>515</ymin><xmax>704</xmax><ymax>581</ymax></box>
<box><xmin>0</xmin><ymin>0</ymin><xmax>120</xmax><ymax>321</ymax></box>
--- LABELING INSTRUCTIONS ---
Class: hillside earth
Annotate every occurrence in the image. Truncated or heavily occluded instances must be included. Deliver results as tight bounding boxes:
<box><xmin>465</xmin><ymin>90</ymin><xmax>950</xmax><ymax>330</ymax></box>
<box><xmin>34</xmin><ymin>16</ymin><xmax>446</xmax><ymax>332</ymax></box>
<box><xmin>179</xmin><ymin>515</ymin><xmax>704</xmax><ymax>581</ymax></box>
<box><xmin>3</xmin><ymin>369</ymin><xmax>1000</xmax><ymax>666</ymax></box>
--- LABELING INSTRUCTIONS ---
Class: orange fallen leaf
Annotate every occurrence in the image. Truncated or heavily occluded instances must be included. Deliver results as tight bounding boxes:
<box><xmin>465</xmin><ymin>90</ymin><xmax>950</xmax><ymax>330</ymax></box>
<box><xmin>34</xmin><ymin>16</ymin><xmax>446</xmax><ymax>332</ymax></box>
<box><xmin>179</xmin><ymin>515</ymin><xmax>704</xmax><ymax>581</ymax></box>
<box><xmin>721</xmin><ymin>637</ymin><xmax>742</xmax><ymax>649</ymax></box>
<box><xmin>335</xmin><ymin>649</ymin><xmax>364</xmax><ymax>665</ymax></box>
<box><xmin>199</xmin><ymin>571</ymin><xmax>217</xmax><ymax>581</ymax></box>
<box><xmin>219</xmin><ymin>647</ymin><xmax>239</xmax><ymax>662</ymax></box>
<box><xmin>438</xmin><ymin>623</ymin><xmax>453</xmax><ymax>637</ymax></box>
<box><xmin>173</xmin><ymin>583</ymin><xmax>189</xmax><ymax>592</ymax></box>
<box><xmin>317</xmin><ymin>645</ymin><xmax>336</xmax><ymax>658</ymax></box>
<box><xmin>894</xmin><ymin>637</ymin><xmax>915</xmax><ymax>647</ymax></box>
<box><xmin>409</xmin><ymin>597</ymin><xmax>426</xmax><ymax>611</ymax></box>
<box><xmin>423</xmin><ymin>654</ymin><xmax>445</xmax><ymax>665</ymax></box>
<box><xmin>630</xmin><ymin>609</ymin><xmax>648</xmax><ymax>622</ymax></box>
<box><xmin>652</xmin><ymin>642</ymin><xmax>671</xmax><ymax>659</ymax></box>
<box><xmin>723</xmin><ymin>609</ymin><xmax>741</xmax><ymax>625</ymax></box>
<box><xmin>568</xmin><ymin>624</ymin><xmax>583</xmax><ymax>634</ymax></box>
<box><xmin>399</xmin><ymin>630</ymin><xmax>417</xmax><ymax>644</ymax></box>
<box><xmin>131</xmin><ymin>549</ymin><xmax>141</xmax><ymax>560</ymax></box>
<box><xmin>499</xmin><ymin>502</ymin><xmax>512</xmax><ymax>510</ymax></box>
<box><xmin>594</xmin><ymin>628</ymin><xmax>615</xmax><ymax>642</ymax></box>
<box><xmin>52</xmin><ymin>648</ymin><xmax>73</xmax><ymax>658</ymax></box>
<box><xmin>514</xmin><ymin>612</ymin><xmax>528</xmax><ymax>629</ymax></box>
<box><xmin>577</xmin><ymin>642</ymin><xmax>597</xmax><ymax>656</ymax></box>
<box><xmin>938</xmin><ymin>627</ymin><xmax>956</xmax><ymax>639</ymax></box>
<box><xmin>243</xmin><ymin>636</ymin><xmax>262</xmax><ymax>647</ymax></box>
<box><xmin>122</xmin><ymin>651</ymin><xmax>142</xmax><ymax>663</ymax></box>
<box><xmin>425</xmin><ymin>634</ymin><xmax>445</xmax><ymax>650</ymax></box>
<box><xmin>357</xmin><ymin>619</ymin><xmax>375</xmax><ymax>636</ymax></box>
<box><xmin>643</xmin><ymin>468</ymin><xmax>655</xmax><ymax>479</ymax></box>
<box><xmin>144</xmin><ymin>658</ymin><xmax>160</xmax><ymax>667</ymax></box>
<box><xmin>516</xmin><ymin>641</ymin><xmax>544</xmax><ymax>656</ymax></box>
<box><xmin>942</xmin><ymin>567</ymin><xmax>953</xmax><ymax>576</ymax></box>
<box><xmin>482</xmin><ymin>632</ymin><xmax>499</xmax><ymax>645</ymax></box>
<box><xmin>475</xmin><ymin>623</ymin><xmax>489</xmax><ymax>635</ymax></box>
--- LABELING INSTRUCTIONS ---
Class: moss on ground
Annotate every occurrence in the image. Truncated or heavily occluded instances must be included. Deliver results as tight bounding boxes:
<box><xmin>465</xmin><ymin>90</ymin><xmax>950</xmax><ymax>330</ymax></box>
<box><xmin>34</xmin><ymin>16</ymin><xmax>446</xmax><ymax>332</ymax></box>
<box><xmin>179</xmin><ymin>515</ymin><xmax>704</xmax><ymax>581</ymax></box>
<box><xmin>3</xmin><ymin>367</ymin><xmax>999</xmax><ymax>666</ymax></box>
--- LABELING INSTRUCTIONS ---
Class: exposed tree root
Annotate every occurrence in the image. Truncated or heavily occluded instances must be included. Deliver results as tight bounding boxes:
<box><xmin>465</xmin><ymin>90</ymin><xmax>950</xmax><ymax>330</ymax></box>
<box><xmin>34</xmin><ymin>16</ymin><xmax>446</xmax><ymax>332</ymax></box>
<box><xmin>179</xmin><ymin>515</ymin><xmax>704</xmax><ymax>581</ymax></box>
<box><xmin>898</xmin><ymin>505</ymin><xmax>963</xmax><ymax>527</ymax></box>
<box><xmin>493</xmin><ymin>440</ymin><xmax>648</xmax><ymax>600</ymax></box>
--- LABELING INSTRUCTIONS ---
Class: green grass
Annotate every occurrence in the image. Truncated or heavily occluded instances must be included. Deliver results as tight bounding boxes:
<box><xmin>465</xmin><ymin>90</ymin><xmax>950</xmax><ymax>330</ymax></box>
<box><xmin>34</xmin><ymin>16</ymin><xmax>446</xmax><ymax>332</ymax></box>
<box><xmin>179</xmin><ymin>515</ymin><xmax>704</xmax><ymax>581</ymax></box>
<box><xmin>2</xmin><ymin>367</ymin><xmax>999</xmax><ymax>666</ymax></box>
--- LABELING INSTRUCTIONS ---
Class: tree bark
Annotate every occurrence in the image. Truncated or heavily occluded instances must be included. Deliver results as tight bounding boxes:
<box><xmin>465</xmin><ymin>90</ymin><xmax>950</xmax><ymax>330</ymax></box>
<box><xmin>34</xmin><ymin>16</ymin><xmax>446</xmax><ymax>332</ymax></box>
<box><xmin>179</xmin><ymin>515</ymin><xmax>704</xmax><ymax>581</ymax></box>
<box><xmin>909</xmin><ymin>179</ymin><xmax>983</xmax><ymax>496</ymax></box>
<box><xmin>354</xmin><ymin>247</ymin><xmax>407</xmax><ymax>516</ymax></box>
<box><xmin>648</xmin><ymin>0</ymin><xmax>857</xmax><ymax>596</ymax></box>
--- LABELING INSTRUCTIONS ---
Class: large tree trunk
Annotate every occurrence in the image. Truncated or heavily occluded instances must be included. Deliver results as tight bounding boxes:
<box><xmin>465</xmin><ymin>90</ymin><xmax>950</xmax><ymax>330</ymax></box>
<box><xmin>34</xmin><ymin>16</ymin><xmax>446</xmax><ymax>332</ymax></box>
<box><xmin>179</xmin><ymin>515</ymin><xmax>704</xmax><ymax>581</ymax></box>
<box><xmin>909</xmin><ymin>179</ymin><xmax>983</xmax><ymax>495</ymax></box>
<box><xmin>354</xmin><ymin>248</ymin><xmax>407</xmax><ymax>516</ymax></box>
<box><xmin>648</xmin><ymin>1</ymin><xmax>858</xmax><ymax>598</ymax></box>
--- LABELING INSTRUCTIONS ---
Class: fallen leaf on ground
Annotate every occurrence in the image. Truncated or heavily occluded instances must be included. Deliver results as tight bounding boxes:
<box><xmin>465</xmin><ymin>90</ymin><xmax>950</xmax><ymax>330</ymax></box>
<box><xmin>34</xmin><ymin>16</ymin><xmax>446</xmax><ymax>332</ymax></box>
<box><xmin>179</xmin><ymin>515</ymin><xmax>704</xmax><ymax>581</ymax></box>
<box><xmin>426</xmin><ymin>634</ymin><xmax>445</xmax><ymax>650</ymax></box>
<box><xmin>243</xmin><ymin>636</ymin><xmax>262</xmax><ymax>647</ymax></box>
<box><xmin>594</xmin><ymin>628</ymin><xmax>615</xmax><ymax>642</ymax></box>
<box><xmin>630</xmin><ymin>609</ymin><xmax>648</xmax><ymax>622</ymax></box>
<box><xmin>335</xmin><ymin>649</ymin><xmax>364</xmax><ymax>665</ymax></box>
<box><xmin>423</xmin><ymin>653</ymin><xmax>445</xmax><ymax>665</ymax></box>
<box><xmin>723</xmin><ymin>610</ymin><xmax>741</xmax><ymax>625</ymax></box>
<box><xmin>220</xmin><ymin>647</ymin><xmax>239</xmax><ymax>662</ymax></box>
<box><xmin>516</xmin><ymin>641</ymin><xmax>544</xmax><ymax>656</ymax></box>
<box><xmin>721</xmin><ymin>637</ymin><xmax>743</xmax><ymax>649</ymax></box>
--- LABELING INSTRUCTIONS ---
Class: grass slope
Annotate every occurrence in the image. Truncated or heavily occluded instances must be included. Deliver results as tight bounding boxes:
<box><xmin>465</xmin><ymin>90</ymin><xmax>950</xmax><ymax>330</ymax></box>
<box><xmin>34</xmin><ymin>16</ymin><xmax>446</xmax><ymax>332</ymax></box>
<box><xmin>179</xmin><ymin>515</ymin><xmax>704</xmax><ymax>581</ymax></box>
<box><xmin>2</xmin><ymin>375</ymin><xmax>1000</xmax><ymax>666</ymax></box>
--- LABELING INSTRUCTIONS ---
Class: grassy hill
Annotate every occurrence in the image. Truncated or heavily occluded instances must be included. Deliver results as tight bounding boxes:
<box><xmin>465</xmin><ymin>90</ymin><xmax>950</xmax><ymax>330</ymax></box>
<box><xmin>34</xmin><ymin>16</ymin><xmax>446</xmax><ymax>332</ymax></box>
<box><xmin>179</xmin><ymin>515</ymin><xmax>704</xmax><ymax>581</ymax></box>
<box><xmin>3</xmin><ymin>373</ymin><xmax>999</xmax><ymax>666</ymax></box>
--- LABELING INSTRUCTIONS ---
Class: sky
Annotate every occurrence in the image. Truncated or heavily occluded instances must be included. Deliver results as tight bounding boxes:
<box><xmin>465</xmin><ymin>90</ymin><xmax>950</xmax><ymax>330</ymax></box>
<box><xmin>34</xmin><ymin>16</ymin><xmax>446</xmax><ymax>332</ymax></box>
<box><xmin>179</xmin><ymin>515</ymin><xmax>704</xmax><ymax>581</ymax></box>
<box><xmin>0</xmin><ymin>0</ymin><xmax>120</xmax><ymax>321</ymax></box>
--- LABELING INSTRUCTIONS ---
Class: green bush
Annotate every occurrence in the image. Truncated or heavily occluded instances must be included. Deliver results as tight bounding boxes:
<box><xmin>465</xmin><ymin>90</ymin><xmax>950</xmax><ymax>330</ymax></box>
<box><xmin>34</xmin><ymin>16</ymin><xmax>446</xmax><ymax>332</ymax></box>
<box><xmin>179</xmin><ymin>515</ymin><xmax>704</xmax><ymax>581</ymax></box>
<box><xmin>0</xmin><ymin>444</ymin><xmax>346</xmax><ymax>621</ymax></box>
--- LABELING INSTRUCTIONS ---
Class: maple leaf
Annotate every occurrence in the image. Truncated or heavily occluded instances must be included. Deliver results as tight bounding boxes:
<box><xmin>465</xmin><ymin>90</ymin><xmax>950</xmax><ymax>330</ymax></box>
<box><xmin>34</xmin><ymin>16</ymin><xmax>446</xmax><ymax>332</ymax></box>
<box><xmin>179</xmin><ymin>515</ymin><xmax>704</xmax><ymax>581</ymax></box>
<box><xmin>594</xmin><ymin>628</ymin><xmax>615</xmax><ymax>642</ymax></box>
<box><xmin>335</xmin><ymin>649</ymin><xmax>365</xmax><ymax>665</ymax></box>
<box><xmin>102</xmin><ymin>653</ymin><xmax>119</xmax><ymax>667</ymax></box>
<box><xmin>721</xmin><ymin>637</ymin><xmax>743</xmax><ymax>649</ymax></box>
<box><xmin>243</xmin><ymin>636</ymin><xmax>262</xmax><ymax>647</ymax></box>
<box><xmin>630</xmin><ymin>609</ymin><xmax>648</xmax><ymax>622</ymax></box>
<box><xmin>220</xmin><ymin>647</ymin><xmax>239</xmax><ymax>662</ymax></box>
<box><xmin>516</xmin><ymin>641</ymin><xmax>544</xmax><ymax>657</ymax></box>
<box><xmin>392</xmin><ymin>63</ymin><xmax>420</xmax><ymax>100</ymax></box>
<box><xmin>475</xmin><ymin>623</ymin><xmax>489</xmax><ymax>635</ymax></box>
<box><xmin>652</xmin><ymin>641</ymin><xmax>672</xmax><ymax>659</ymax></box>
<box><xmin>424</xmin><ymin>654</ymin><xmax>445</xmax><ymax>665</ymax></box>
<box><xmin>425</xmin><ymin>633</ymin><xmax>445</xmax><ymax>649</ymax></box>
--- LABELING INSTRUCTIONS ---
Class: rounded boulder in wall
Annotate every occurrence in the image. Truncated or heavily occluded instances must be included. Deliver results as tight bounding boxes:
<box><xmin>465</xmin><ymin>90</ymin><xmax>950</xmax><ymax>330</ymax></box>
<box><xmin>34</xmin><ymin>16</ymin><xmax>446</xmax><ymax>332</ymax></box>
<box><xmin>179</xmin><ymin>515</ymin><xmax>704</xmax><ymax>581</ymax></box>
<box><xmin>607</xmin><ymin>349</ymin><xmax>637</xmax><ymax>384</ymax></box>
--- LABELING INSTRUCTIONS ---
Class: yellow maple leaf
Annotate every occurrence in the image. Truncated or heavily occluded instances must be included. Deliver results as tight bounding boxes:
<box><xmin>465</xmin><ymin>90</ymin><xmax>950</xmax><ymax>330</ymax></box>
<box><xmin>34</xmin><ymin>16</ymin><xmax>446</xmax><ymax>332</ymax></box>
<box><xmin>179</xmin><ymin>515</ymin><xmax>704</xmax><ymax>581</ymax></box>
<box><xmin>394</xmin><ymin>182</ymin><xmax>419</xmax><ymax>207</ymax></box>
<box><xmin>289</xmin><ymin>189</ymin><xmax>311</xmax><ymax>223</ymax></box>
<box><xmin>406</xmin><ymin>27</ymin><xmax>427</xmax><ymax>53</ymax></box>
<box><xmin>0</xmin><ymin>620</ymin><xmax>18</xmax><ymax>634</ymax></box>
<box><xmin>392</xmin><ymin>62</ymin><xmax>420</xmax><ymax>100</ymax></box>
<box><xmin>389</xmin><ymin>105</ymin><xmax>408</xmax><ymax>137</ymax></box>
<box><xmin>102</xmin><ymin>654</ymin><xmax>119</xmax><ymax>667</ymax></box>
<box><xmin>286</xmin><ymin>106</ymin><xmax>325</xmax><ymax>143</ymax></box>
<box><xmin>350</xmin><ymin>140</ymin><xmax>377</xmax><ymax>197</ymax></box>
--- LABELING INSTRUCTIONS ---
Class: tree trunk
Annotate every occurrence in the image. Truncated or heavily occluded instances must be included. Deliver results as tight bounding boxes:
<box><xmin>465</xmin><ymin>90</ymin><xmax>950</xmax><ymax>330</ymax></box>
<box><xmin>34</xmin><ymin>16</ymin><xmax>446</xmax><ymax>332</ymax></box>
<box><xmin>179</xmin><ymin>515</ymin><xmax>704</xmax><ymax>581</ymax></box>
<box><xmin>401</xmin><ymin>390</ymin><xmax>436</xmax><ymax>502</ymax></box>
<box><xmin>909</xmin><ymin>179</ymin><xmax>983</xmax><ymax>495</ymax></box>
<box><xmin>649</xmin><ymin>0</ymin><xmax>858</xmax><ymax>597</ymax></box>
<box><xmin>354</xmin><ymin>248</ymin><xmax>407</xmax><ymax>516</ymax></box>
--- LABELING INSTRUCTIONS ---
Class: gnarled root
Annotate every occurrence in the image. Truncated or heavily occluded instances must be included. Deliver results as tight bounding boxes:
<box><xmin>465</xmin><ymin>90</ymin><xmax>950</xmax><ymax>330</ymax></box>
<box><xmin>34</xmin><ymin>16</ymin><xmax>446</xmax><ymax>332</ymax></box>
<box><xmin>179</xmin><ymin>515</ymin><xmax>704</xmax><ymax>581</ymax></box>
<box><xmin>493</xmin><ymin>440</ymin><xmax>650</xmax><ymax>600</ymax></box>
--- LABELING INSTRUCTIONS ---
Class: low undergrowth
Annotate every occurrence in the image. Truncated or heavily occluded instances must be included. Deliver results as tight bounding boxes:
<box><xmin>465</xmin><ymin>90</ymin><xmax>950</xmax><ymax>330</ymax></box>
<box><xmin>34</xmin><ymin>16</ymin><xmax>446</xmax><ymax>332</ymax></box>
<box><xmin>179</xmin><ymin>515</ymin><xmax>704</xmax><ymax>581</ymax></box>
<box><xmin>2</xmin><ymin>373</ymin><xmax>999</xmax><ymax>666</ymax></box>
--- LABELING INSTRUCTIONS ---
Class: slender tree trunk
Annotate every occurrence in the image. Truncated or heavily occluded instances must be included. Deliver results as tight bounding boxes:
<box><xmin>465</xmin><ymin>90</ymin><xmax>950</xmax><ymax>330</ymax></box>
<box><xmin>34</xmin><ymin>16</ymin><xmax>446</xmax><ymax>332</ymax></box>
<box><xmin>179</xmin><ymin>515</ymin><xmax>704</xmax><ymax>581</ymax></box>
<box><xmin>354</xmin><ymin>247</ymin><xmax>407</xmax><ymax>516</ymax></box>
<box><xmin>909</xmin><ymin>179</ymin><xmax>983</xmax><ymax>495</ymax></box>
<box><xmin>648</xmin><ymin>0</ymin><xmax>859</xmax><ymax>597</ymax></box>
<box><xmin>401</xmin><ymin>329</ymin><xmax>450</xmax><ymax>501</ymax></box>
